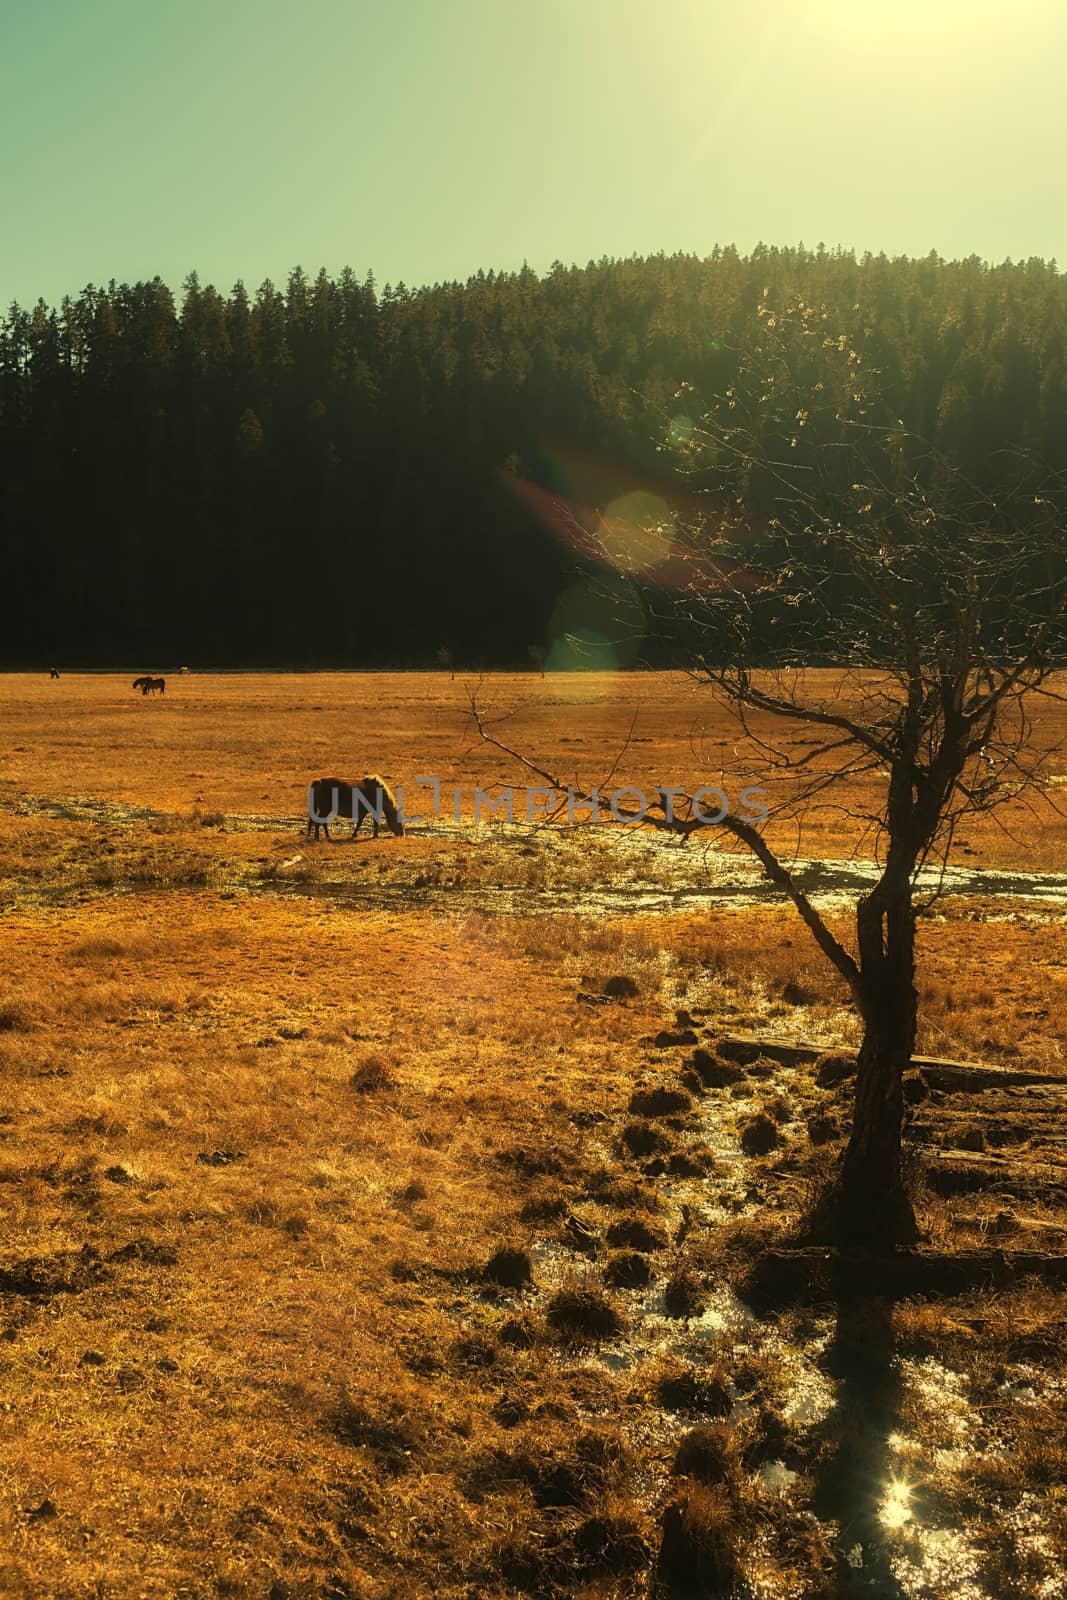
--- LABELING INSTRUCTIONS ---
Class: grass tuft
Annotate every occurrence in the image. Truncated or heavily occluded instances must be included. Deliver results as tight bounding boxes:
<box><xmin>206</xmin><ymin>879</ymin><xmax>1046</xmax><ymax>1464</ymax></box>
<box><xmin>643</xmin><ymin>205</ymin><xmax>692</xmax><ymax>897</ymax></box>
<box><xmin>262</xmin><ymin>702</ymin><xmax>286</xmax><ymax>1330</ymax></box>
<box><xmin>629</xmin><ymin>1084</ymin><xmax>694</xmax><ymax>1117</ymax></box>
<box><xmin>349</xmin><ymin>1052</ymin><xmax>395</xmax><ymax>1092</ymax></box>
<box><xmin>654</xmin><ymin>1362</ymin><xmax>733</xmax><ymax>1417</ymax></box>
<box><xmin>671</xmin><ymin>1423</ymin><xmax>736</xmax><ymax>1485</ymax></box>
<box><xmin>621</xmin><ymin>1120</ymin><xmax>673</xmax><ymax>1159</ymax></box>
<box><xmin>483</xmin><ymin>1245</ymin><xmax>534</xmax><ymax>1288</ymax></box>
<box><xmin>547</xmin><ymin>1282</ymin><xmax>626</xmax><ymax>1342</ymax></box>
<box><xmin>653</xmin><ymin>1484</ymin><xmax>741</xmax><ymax>1599</ymax></box>
<box><xmin>604</xmin><ymin>1249</ymin><xmax>654</xmax><ymax>1288</ymax></box>
<box><xmin>740</xmin><ymin>1111</ymin><xmax>781</xmax><ymax>1155</ymax></box>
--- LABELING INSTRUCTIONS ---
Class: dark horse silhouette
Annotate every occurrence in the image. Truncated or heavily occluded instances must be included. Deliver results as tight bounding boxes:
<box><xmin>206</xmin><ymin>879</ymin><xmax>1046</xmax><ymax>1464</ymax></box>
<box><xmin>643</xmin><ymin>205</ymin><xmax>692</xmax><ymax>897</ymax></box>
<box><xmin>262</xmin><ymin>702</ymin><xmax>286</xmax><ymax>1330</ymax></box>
<box><xmin>133</xmin><ymin>676</ymin><xmax>166</xmax><ymax>695</ymax></box>
<box><xmin>306</xmin><ymin>776</ymin><xmax>404</xmax><ymax>840</ymax></box>
<box><xmin>49</xmin><ymin>667</ymin><xmax>60</xmax><ymax>679</ymax></box>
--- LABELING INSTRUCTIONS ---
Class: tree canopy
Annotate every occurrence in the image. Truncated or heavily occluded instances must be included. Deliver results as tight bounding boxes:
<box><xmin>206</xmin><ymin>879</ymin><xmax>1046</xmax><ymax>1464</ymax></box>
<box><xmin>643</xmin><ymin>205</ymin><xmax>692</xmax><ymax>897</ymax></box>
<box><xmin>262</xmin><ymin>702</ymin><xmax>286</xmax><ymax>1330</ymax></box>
<box><xmin>4</xmin><ymin>246</ymin><xmax>1067</xmax><ymax>665</ymax></box>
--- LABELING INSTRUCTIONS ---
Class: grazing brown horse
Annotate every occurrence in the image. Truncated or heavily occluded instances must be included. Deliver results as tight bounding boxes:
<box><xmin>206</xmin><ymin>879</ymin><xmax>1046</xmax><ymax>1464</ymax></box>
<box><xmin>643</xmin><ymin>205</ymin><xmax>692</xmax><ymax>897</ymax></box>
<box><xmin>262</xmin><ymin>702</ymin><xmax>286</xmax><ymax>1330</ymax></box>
<box><xmin>133</xmin><ymin>676</ymin><xmax>166</xmax><ymax>695</ymax></box>
<box><xmin>49</xmin><ymin>666</ymin><xmax>60</xmax><ymax>679</ymax></box>
<box><xmin>306</xmin><ymin>776</ymin><xmax>404</xmax><ymax>840</ymax></box>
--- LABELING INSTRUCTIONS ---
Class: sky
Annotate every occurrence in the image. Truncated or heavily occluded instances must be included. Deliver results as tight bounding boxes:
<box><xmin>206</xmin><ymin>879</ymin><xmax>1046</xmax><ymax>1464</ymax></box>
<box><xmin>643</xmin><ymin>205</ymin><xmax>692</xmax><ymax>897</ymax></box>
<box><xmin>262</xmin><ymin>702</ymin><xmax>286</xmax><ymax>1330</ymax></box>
<box><xmin>3</xmin><ymin>0</ymin><xmax>1067</xmax><ymax>309</ymax></box>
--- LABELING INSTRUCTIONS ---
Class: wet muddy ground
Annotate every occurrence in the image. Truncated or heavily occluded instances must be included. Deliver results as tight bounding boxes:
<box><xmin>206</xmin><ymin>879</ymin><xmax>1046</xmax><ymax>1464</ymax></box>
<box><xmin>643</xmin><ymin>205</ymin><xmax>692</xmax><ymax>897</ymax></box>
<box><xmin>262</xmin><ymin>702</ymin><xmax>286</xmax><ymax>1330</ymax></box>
<box><xmin>436</xmin><ymin>1012</ymin><xmax>1067</xmax><ymax>1596</ymax></box>
<box><xmin>7</xmin><ymin>792</ymin><xmax>1067</xmax><ymax>924</ymax></box>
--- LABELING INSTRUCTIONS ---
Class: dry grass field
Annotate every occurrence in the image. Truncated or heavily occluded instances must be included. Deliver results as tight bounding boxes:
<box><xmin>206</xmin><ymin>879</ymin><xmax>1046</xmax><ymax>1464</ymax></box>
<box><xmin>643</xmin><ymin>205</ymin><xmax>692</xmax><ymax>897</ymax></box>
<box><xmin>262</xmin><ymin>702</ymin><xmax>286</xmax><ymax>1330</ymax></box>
<box><xmin>1</xmin><ymin>671</ymin><xmax>1066</xmax><ymax>1600</ymax></box>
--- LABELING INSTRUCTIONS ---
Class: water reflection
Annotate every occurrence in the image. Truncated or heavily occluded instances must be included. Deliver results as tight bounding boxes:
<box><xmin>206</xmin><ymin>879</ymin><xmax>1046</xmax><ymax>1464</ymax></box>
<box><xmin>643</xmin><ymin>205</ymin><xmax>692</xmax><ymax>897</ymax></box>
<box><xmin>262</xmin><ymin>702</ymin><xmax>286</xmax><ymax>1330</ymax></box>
<box><xmin>880</xmin><ymin>1474</ymin><xmax>913</xmax><ymax>1531</ymax></box>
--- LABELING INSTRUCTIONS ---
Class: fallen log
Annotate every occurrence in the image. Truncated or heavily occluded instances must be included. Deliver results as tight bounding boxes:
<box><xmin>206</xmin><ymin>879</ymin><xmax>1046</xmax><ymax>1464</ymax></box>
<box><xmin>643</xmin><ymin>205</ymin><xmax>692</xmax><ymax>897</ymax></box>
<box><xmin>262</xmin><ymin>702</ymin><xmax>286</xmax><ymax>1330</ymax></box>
<box><xmin>922</xmin><ymin>1149</ymin><xmax>1067</xmax><ymax>1198</ymax></box>
<box><xmin>953</xmin><ymin>1213</ymin><xmax>1067</xmax><ymax>1237</ymax></box>
<box><xmin>742</xmin><ymin>1245</ymin><xmax>1067</xmax><ymax>1311</ymax></box>
<box><xmin>715</xmin><ymin>1033</ymin><xmax>1066</xmax><ymax>1092</ymax></box>
<box><xmin>918</xmin><ymin>1060</ymin><xmax>1067</xmax><ymax>1093</ymax></box>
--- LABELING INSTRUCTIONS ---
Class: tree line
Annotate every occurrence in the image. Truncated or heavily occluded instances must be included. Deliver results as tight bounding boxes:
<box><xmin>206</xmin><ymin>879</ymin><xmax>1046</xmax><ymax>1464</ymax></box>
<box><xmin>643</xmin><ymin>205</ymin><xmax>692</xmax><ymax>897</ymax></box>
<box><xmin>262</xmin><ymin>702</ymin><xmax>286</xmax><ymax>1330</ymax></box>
<box><xmin>3</xmin><ymin>245</ymin><xmax>1067</xmax><ymax>666</ymax></box>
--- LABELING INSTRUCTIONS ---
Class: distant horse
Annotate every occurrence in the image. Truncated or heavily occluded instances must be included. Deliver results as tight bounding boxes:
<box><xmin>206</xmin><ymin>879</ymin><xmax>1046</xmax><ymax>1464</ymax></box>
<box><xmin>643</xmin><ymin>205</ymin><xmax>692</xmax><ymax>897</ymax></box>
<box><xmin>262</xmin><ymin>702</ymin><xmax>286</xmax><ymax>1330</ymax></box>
<box><xmin>134</xmin><ymin>676</ymin><xmax>166</xmax><ymax>696</ymax></box>
<box><xmin>49</xmin><ymin>667</ymin><xmax>59</xmax><ymax>679</ymax></box>
<box><xmin>306</xmin><ymin>776</ymin><xmax>404</xmax><ymax>840</ymax></box>
<box><xmin>133</xmin><ymin>676</ymin><xmax>151</xmax><ymax>693</ymax></box>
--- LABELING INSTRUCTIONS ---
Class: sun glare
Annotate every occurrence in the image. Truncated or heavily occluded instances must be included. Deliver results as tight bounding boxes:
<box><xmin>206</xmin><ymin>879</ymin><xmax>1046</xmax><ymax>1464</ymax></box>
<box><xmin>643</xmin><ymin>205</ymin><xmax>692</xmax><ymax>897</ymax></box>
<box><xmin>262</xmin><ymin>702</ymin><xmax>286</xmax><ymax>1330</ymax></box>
<box><xmin>880</xmin><ymin>1474</ymin><xmax>914</xmax><ymax>1531</ymax></box>
<box><xmin>803</xmin><ymin>0</ymin><xmax>1007</xmax><ymax>48</ymax></box>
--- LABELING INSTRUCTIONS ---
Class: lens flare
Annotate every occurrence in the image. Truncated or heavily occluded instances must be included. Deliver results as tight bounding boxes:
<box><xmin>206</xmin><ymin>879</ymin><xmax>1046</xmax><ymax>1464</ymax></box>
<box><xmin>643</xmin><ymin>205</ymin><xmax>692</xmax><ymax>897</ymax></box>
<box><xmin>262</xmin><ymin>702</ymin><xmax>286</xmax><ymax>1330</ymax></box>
<box><xmin>499</xmin><ymin>439</ymin><xmax>761</xmax><ymax>601</ymax></box>
<box><xmin>599</xmin><ymin>491</ymin><xmax>676</xmax><ymax>573</ymax></box>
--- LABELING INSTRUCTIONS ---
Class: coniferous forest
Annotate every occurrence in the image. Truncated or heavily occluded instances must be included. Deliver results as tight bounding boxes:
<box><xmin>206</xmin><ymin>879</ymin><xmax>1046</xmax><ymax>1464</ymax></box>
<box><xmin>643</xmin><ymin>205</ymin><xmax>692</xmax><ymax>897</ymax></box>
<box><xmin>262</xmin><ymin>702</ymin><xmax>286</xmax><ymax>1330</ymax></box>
<box><xmin>4</xmin><ymin>245</ymin><xmax>1067</xmax><ymax>667</ymax></box>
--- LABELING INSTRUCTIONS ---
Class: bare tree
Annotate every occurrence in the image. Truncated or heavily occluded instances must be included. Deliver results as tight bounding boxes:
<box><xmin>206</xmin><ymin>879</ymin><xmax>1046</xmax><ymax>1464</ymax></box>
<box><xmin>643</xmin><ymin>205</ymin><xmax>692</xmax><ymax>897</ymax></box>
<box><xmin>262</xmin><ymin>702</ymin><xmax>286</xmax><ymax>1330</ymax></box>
<box><xmin>476</xmin><ymin>299</ymin><xmax>1067</xmax><ymax>1248</ymax></box>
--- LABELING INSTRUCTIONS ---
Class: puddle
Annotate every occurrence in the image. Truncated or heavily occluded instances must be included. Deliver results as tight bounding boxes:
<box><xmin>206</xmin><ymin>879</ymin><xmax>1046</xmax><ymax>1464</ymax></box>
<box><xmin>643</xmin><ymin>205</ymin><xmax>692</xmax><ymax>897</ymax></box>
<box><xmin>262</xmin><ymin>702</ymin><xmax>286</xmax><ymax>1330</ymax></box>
<box><xmin>675</xmin><ymin>1285</ymin><xmax>754</xmax><ymax>1339</ymax></box>
<box><xmin>587</xmin><ymin>1345</ymin><xmax>643</xmax><ymax>1374</ymax></box>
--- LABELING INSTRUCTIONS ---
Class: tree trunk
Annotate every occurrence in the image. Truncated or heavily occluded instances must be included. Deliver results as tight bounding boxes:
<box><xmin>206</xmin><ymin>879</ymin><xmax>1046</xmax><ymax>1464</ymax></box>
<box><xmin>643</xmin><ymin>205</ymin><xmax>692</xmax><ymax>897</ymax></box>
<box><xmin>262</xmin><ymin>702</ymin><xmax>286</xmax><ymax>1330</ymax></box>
<box><xmin>831</xmin><ymin>873</ymin><xmax>920</xmax><ymax>1249</ymax></box>
<box><xmin>835</xmin><ymin>1023</ymin><xmax>917</xmax><ymax>1247</ymax></box>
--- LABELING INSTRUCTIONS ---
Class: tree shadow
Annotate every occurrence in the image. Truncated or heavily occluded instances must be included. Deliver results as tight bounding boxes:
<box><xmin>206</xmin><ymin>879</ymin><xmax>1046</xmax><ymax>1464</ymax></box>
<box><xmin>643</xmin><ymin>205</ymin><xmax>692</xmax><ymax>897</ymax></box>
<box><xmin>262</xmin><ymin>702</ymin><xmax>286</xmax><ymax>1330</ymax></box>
<box><xmin>810</xmin><ymin>1288</ymin><xmax>907</xmax><ymax>1597</ymax></box>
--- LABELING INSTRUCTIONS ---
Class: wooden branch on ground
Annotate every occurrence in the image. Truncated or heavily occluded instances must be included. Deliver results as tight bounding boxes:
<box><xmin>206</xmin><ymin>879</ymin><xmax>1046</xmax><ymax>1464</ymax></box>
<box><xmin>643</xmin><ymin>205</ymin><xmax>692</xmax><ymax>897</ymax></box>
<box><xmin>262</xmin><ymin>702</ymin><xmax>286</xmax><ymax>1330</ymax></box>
<box><xmin>923</xmin><ymin>1149</ymin><xmax>1067</xmax><ymax>1199</ymax></box>
<box><xmin>742</xmin><ymin>1245</ymin><xmax>1067</xmax><ymax>1310</ymax></box>
<box><xmin>712</xmin><ymin>1032</ymin><xmax>1067</xmax><ymax>1091</ymax></box>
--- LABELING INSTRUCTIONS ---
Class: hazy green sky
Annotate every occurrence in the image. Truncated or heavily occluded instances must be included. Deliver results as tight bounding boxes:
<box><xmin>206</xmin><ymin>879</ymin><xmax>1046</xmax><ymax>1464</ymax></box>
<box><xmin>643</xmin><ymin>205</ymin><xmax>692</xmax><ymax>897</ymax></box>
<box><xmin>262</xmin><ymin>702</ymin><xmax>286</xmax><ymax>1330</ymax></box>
<box><xmin>4</xmin><ymin>0</ymin><xmax>1066</xmax><ymax>307</ymax></box>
